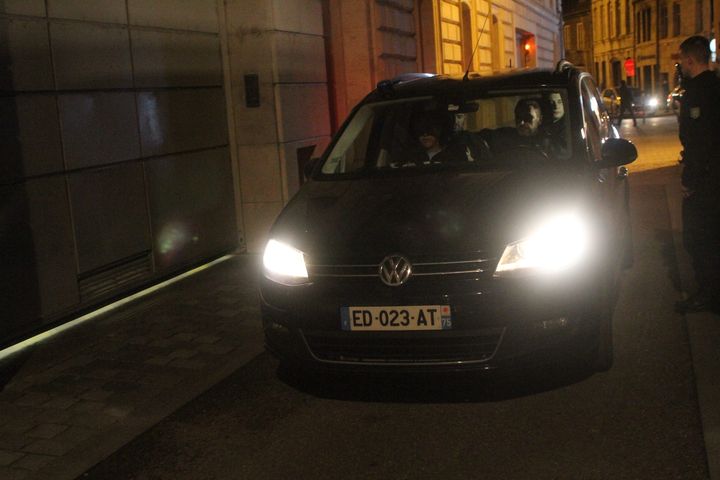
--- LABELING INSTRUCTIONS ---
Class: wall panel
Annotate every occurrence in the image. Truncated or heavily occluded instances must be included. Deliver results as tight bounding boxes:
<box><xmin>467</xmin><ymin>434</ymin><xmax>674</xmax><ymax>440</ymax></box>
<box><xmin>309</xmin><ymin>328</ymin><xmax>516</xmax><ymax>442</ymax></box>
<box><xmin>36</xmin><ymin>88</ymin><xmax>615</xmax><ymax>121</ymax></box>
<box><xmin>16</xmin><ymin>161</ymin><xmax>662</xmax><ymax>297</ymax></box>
<box><xmin>48</xmin><ymin>0</ymin><xmax>128</xmax><ymax>24</ymax></box>
<box><xmin>50</xmin><ymin>22</ymin><xmax>133</xmax><ymax>89</ymax></box>
<box><xmin>0</xmin><ymin>18</ymin><xmax>54</xmax><ymax>91</ymax></box>
<box><xmin>137</xmin><ymin>88</ymin><xmax>228</xmax><ymax>156</ymax></box>
<box><xmin>26</xmin><ymin>176</ymin><xmax>80</xmax><ymax>318</ymax></box>
<box><xmin>0</xmin><ymin>94</ymin><xmax>63</xmax><ymax>180</ymax></box>
<box><xmin>68</xmin><ymin>162</ymin><xmax>151</xmax><ymax>275</ymax></box>
<box><xmin>59</xmin><ymin>92</ymin><xmax>141</xmax><ymax>169</ymax></box>
<box><xmin>131</xmin><ymin>30</ymin><xmax>223</xmax><ymax>87</ymax></box>
<box><xmin>128</xmin><ymin>0</ymin><xmax>219</xmax><ymax>33</ymax></box>
<box><xmin>146</xmin><ymin>148</ymin><xmax>236</xmax><ymax>271</ymax></box>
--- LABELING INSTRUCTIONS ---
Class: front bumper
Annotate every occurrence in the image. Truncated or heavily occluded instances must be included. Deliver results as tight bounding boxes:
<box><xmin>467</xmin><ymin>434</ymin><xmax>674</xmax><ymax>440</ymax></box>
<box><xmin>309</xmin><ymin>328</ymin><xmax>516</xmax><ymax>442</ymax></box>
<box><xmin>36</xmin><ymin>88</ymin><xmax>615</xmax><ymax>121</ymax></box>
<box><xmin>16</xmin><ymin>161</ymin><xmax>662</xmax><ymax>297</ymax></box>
<box><xmin>260</xmin><ymin>270</ymin><xmax>605</xmax><ymax>374</ymax></box>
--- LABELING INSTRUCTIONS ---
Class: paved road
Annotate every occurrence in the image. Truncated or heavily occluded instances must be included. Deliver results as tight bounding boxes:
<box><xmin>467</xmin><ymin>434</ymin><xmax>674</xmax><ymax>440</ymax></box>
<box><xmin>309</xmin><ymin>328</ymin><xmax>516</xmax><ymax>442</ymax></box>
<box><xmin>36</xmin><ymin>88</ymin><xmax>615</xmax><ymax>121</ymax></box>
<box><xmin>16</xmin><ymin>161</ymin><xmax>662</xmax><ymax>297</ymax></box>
<box><xmin>80</xmin><ymin>117</ymin><xmax>710</xmax><ymax>479</ymax></box>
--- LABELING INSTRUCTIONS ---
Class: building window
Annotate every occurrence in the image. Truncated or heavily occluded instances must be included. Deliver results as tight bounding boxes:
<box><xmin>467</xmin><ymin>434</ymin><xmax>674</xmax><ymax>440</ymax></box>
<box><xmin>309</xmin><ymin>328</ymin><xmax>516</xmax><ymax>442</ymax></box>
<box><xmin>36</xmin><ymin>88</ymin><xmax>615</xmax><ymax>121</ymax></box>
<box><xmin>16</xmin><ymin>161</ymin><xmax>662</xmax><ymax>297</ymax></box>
<box><xmin>461</xmin><ymin>2</ymin><xmax>473</xmax><ymax>70</ymax></box>
<box><xmin>660</xmin><ymin>3</ymin><xmax>668</xmax><ymax>38</ymax></box>
<box><xmin>615</xmin><ymin>1</ymin><xmax>621</xmax><ymax>36</ymax></box>
<box><xmin>625</xmin><ymin>0</ymin><xmax>631</xmax><ymax>33</ymax></box>
<box><xmin>696</xmin><ymin>0</ymin><xmax>704</xmax><ymax>32</ymax></box>
<box><xmin>636</xmin><ymin>11</ymin><xmax>641</xmax><ymax>42</ymax></box>
<box><xmin>596</xmin><ymin>7</ymin><xmax>601</xmax><ymax>41</ymax></box>
<box><xmin>602</xmin><ymin>5</ymin><xmax>607</xmax><ymax>39</ymax></box>
<box><xmin>673</xmin><ymin>3</ymin><xmax>681</xmax><ymax>36</ymax></box>
<box><xmin>643</xmin><ymin>7</ymin><xmax>652</xmax><ymax>41</ymax></box>
<box><xmin>564</xmin><ymin>24</ymin><xmax>572</xmax><ymax>49</ymax></box>
<box><xmin>577</xmin><ymin>23</ymin><xmax>585</xmax><ymax>49</ymax></box>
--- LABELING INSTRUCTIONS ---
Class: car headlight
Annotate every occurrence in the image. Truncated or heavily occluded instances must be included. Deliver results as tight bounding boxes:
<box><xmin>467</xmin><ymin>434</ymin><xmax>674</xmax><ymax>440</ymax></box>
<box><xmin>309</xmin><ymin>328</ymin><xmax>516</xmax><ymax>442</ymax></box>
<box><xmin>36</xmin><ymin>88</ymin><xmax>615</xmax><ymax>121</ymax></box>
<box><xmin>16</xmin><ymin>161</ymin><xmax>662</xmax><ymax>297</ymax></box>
<box><xmin>262</xmin><ymin>239</ymin><xmax>309</xmax><ymax>285</ymax></box>
<box><xmin>494</xmin><ymin>212</ymin><xmax>591</xmax><ymax>276</ymax></box>
<box><xmin>646</xmin><ymin>97</ymin><xmax>659</xmax><ymax>108</ymax></box>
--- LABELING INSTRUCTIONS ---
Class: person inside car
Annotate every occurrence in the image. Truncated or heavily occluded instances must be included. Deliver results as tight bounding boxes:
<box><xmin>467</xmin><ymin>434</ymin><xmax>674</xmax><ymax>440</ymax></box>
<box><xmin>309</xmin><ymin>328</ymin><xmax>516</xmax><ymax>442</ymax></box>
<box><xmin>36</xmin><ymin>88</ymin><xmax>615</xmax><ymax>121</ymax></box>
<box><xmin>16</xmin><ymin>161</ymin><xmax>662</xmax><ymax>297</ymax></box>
<box><xmin>415</xmin><ymin>115</ymin><xmax>445</xmax><ymax>162</ymax></box>
<box><xmin>514</xmin><ymin>98</ymin><xmax>543</xmax><ymax>138</ymax></box>
<box><xmin>394</xmin><ymin>112</ymin><xmax>471</xmax><ymax>167</ymax></box>
<box><xmin>486</xmin><ymin>98</ymin><xmax>548</xmax><ymax>153</ymax></box>
<box><xmin>541</xmin><ymin>92</ymin><xmax>569</xmax><ymax>156</ymax></box>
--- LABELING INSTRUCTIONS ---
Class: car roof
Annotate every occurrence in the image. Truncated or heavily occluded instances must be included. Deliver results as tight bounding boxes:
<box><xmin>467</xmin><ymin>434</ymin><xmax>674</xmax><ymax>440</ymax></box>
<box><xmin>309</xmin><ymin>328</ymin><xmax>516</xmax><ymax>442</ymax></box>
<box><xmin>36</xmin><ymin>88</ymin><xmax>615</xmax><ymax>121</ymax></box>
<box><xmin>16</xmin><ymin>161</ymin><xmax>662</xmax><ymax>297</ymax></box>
<box><xmin>366</xmin><ymin>67</ymin><xmax>582</xmax><ymax>103</ymax></box>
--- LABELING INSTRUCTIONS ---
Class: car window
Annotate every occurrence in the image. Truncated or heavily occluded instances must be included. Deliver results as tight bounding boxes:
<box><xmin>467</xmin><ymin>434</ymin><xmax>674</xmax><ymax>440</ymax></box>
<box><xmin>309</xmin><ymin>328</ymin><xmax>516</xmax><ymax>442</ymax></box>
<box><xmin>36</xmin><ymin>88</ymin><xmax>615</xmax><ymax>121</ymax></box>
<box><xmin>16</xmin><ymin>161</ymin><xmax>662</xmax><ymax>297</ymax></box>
<box><xmin>580</xmin><ymin>77</ymin><xmax>611</xmax><ymax>162</ymax></box>
<box><xmin>320</xmin><ymin>89</ymin><xmax>573</xmax><ymax>178</ymax></box>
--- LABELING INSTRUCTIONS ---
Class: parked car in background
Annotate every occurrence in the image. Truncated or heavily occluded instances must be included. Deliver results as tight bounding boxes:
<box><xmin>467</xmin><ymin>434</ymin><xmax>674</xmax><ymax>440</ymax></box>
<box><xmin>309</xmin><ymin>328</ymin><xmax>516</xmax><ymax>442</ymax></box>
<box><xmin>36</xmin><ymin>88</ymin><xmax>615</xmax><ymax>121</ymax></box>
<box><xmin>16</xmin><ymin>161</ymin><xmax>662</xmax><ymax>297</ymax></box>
<box><xmin>601</xmin><ymin>86</ymin><xmax>660</xmax><ymax>119</ymax></box>
<box><xmin>667</xmin><ymin>86</ymin><xmax>684</xmax><ymax>116</ymax></box>
<box><xmin>260</xmin><ymin>63</ymin><xmax>638</xmax><ymax>376</ymax></box>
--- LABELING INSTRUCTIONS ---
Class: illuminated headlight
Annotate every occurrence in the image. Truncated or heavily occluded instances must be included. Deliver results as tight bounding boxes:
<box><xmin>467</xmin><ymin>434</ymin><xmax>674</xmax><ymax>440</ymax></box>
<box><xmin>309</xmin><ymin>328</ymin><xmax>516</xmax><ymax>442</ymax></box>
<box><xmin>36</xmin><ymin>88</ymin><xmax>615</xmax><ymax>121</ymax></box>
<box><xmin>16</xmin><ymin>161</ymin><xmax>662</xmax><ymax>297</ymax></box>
<box><xmin>262</xmin><ymin>239</ymin><xmax>309</xmax><ymax>285</ymax></box>
<box><xmin>494</xmin><ymin>213</ymin><xmax>591</xmax><ymax>276</ymax></box>
<box><xmin>646</xmin><ymin>97</ymin><xmax>659</xmax><ymax>108</ymax></box>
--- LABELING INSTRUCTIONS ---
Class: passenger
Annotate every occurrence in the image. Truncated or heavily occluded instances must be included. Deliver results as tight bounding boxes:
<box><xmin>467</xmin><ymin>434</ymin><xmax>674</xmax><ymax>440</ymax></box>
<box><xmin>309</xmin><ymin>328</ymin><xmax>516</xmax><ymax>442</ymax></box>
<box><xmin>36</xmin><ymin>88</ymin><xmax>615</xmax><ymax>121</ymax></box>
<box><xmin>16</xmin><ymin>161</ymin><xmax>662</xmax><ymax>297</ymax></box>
<box><xmin>401</xmin><ymin>113</ymin><xmax>463</xmax><ymax>166</ymax></box>
<box><xmin>414</xmin><ymin>116</ymin><xmax>445</xmax><ymax>162</ymax></box>
<box><xmin>542</xmin><ymin>92</ymin><xmax>569</xmax><ymax>155</ymax></box>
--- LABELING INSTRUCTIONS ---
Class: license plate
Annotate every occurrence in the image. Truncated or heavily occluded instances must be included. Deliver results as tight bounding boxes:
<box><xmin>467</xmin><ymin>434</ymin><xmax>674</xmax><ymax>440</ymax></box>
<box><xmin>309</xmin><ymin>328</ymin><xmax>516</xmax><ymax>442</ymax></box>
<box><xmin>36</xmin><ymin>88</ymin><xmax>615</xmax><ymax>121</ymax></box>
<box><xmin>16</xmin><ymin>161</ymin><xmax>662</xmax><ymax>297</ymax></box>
<box><xmin>341</xmin><ymin>305</ymin><xmax>452</xmax><ymax>331</ymax></box>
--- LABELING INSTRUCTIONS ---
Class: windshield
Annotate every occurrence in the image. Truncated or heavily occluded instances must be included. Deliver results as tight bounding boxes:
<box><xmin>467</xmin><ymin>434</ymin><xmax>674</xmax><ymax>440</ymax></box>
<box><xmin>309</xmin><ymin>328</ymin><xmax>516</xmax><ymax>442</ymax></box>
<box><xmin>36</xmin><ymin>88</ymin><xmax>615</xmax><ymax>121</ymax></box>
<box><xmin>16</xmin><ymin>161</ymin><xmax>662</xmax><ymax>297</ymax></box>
<box><xmin>320</xmin><ymin>89</ymin><xmax>572</xmax><ymax>177</ymax></box>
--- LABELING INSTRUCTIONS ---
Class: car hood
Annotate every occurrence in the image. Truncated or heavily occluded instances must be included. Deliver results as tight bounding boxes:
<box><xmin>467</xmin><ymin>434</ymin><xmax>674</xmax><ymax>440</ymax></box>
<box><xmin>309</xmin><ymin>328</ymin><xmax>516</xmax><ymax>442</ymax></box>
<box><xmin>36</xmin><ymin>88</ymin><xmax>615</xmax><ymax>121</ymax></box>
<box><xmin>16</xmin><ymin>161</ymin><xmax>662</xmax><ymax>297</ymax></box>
<box><xmin>270</xmin><ymin>168</ymin><xmax>586</xmax><ymax>262</ymax></box>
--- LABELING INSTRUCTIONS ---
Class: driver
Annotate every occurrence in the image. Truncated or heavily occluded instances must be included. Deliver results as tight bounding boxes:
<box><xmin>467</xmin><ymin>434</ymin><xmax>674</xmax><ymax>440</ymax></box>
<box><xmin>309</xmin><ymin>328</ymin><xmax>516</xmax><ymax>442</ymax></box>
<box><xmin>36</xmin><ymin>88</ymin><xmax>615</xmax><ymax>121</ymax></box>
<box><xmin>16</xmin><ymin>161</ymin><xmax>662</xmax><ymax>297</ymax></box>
<box><xmin>514</xmin><ymin>98</ymin><xmax>544</xmax><ymax>140</ymax></box>
<box><xmin>484</xmin><ymin>98</ymin><xmax>556</xmax><ymax>158</ymax></box>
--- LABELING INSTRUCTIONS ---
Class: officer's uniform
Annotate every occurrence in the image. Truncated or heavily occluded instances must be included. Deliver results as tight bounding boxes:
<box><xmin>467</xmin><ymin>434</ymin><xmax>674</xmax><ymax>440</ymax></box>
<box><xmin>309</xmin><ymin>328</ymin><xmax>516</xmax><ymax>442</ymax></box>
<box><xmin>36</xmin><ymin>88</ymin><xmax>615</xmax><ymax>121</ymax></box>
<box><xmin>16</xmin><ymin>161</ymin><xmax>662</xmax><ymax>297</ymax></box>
<box><xmin>679</xmin><ymin>69</ymin><xmax>720</xmax><ymax>304</ymax></box>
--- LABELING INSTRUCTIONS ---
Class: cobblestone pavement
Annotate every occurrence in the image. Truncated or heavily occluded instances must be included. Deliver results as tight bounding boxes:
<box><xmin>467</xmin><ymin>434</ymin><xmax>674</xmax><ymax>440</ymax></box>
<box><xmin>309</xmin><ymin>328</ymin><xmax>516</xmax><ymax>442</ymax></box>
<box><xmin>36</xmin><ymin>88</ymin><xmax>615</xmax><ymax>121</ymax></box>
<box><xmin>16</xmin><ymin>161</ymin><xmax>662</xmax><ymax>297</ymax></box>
<box><xmin>0</xmin><ymin>255</ymin><xmax>264</xmax><ymax>480</ymax></box>
<box><xmin>617</xmin><ymin>114</ymin><xmax>682</xmax><ymax>172</ymax></box>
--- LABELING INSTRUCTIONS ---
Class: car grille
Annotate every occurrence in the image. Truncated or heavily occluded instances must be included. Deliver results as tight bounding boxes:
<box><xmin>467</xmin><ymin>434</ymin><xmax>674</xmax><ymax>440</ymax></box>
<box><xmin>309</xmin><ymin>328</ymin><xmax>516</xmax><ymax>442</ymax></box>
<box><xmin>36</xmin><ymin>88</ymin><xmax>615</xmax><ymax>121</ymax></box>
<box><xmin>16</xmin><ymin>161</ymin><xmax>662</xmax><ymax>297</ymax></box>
<box><xmin>307</xmin><ymin>256</ymin><xmax>495</xmax><ymax>279</ymax></box>
<box><xmin>301</xmin><ymin>328</ymin><xmax>505</xmax><ymax>365</ymax></box>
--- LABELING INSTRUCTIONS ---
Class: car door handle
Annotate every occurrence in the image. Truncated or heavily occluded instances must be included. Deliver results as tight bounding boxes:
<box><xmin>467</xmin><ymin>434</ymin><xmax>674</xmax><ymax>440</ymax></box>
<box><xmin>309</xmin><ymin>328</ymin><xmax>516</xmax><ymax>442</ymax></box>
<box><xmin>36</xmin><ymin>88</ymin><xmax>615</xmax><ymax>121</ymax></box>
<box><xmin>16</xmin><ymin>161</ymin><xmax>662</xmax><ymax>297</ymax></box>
<box><xmin>617</xmin><ymin>166</ymin><xmax>628</xmax><ymax>179</ymax></box>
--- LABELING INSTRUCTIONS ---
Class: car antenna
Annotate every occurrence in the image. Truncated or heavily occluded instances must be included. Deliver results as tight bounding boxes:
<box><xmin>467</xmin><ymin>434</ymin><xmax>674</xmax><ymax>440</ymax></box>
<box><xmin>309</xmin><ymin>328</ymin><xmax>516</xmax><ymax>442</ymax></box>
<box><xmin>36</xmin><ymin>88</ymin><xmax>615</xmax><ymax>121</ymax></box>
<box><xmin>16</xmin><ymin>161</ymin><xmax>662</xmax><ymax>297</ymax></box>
<box><xmin>463</xmin><ymin>4</ymin><xmax>492</xmax><ymax>82</ymax></box>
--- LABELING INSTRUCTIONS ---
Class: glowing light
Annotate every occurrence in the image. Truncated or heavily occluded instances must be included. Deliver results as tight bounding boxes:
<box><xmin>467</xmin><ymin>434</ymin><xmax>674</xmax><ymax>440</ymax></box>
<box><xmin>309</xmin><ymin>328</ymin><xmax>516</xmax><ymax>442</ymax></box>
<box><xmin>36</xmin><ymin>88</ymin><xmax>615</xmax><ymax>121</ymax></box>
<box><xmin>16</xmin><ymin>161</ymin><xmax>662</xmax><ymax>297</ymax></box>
<box><xmin>711</xmin><ymin>38</ymin><xmax>717</xmax><ymax>63</ymax></box>
<box><xmin>263</xmin><ymin>239</ymin><xmax>308</xmax><ymax>282</ymax></box>
<box><xmin>494</xmin><ymin>212</ymin><xmax>591</xmax><ymax>276</ymax></box>
<box><xmin>158</xmin><ymin>222</ymin><xmax>191</xmax><ymax>258</ymax></box>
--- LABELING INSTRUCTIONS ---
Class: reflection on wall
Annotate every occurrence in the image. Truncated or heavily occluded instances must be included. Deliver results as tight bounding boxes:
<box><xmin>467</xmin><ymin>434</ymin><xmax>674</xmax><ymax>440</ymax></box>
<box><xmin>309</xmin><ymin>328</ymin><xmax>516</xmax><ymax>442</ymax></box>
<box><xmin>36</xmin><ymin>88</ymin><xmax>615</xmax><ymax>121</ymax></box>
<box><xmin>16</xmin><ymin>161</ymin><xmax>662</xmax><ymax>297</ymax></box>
<box><xmin>0</xmin><ymin>0</ymin><xmax>236</xmax><ymax>346</ymax></box>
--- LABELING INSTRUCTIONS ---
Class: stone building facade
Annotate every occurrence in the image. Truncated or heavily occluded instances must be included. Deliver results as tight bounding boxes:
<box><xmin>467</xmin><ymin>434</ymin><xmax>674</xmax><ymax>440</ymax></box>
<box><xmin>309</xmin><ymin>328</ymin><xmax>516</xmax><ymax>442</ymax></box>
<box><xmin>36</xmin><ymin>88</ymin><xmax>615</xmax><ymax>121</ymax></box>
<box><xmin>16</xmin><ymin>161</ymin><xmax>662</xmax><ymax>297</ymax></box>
<box><xmin>563</xmin><ymin>0</ymin><xmax>595</xmax><ymax>77</ymax></box>
<box><xmin>588</xmin><ymin>0</ymin><xmax>714</xmax><ymax>93</ymax></box>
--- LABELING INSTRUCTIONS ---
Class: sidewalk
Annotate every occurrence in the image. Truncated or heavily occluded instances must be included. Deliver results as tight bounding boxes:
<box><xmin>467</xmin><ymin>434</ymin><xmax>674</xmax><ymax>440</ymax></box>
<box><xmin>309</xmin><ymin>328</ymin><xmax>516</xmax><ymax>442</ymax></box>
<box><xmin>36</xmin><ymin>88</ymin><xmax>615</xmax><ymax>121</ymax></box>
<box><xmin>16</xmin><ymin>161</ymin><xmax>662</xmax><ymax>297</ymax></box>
<box><xmin>664</xmin><ymin>172</ymin><xmax>720</xmax><ymax>480</ymax></box>
<box><xmin>0</xmin><ymin>254</ymin><xmax>265</xmax><ymax>480</ymax></box>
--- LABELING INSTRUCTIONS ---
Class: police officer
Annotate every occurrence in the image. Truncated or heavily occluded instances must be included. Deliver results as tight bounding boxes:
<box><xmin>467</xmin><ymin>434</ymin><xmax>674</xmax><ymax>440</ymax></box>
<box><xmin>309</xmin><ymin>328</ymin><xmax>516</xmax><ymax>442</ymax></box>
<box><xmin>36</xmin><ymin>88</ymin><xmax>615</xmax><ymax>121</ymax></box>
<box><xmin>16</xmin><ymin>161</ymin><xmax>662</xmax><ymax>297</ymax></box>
<box><xmin>675</xmin><ymin>35</ymin><xmax>720</xmax><ymax>313</ymax></box>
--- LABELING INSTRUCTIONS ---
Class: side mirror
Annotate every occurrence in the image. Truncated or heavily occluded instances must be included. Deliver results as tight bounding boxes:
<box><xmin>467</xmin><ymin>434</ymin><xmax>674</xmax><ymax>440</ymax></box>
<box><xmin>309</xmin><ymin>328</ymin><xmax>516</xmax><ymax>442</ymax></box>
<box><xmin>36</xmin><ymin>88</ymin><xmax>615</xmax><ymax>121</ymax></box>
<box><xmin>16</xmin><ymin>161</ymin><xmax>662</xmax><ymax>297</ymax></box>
<box><xmin>597</xmin><ymin>138</ymin><xmax>637</xmax><ymax>168</ymax></box>
<box><xmin>303</xmin><ymin>157</ymin><xmax>320</xmax><ymax>180</ymax></box>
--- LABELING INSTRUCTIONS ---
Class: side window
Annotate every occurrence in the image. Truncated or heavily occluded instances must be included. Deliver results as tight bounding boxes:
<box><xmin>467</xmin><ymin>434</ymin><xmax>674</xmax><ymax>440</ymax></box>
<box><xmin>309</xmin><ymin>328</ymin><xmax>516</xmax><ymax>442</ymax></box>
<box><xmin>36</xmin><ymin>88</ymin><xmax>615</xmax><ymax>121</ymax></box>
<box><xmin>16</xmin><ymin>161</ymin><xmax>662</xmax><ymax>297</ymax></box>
<box><xmin>581</xmin><ymin>78</ymin><xmax>603</xmax><ymax>161</ymax></box>
<box><xmin>322</xmin><ymin>106</ymin><xmax>375</xmax><ymax>174</ymax></box>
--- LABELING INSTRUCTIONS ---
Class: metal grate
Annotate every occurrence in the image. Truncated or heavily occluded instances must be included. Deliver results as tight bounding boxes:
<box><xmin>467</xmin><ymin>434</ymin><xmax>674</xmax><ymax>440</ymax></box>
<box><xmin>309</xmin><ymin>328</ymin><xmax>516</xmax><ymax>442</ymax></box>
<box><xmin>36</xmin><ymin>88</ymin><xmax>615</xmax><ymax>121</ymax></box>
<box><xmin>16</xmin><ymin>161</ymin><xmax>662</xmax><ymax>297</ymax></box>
<box><xmin>307</xmin><ymin>256</ymin><xmax>495</xmax><ymax>279</ymax></box>
<box><xmin>302</xmin><ymin>328</ymin><xmax>504</xmax><ymax>365</ymax></box>
<box><xmin>78</xmin><ymin>253</ymin><xmax>153</xmax><ymax>303</ymax></box>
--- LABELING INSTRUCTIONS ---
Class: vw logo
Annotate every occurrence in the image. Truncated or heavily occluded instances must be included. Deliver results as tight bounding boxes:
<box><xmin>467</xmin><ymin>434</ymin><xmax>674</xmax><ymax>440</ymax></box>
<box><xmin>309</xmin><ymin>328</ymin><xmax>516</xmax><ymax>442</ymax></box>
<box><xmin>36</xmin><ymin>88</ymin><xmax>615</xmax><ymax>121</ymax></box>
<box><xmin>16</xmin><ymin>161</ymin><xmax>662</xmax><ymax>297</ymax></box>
<box><xmin>379</xmin><ymin>255</ymin><xmax>412</xmax><ymax>286</ymax></box>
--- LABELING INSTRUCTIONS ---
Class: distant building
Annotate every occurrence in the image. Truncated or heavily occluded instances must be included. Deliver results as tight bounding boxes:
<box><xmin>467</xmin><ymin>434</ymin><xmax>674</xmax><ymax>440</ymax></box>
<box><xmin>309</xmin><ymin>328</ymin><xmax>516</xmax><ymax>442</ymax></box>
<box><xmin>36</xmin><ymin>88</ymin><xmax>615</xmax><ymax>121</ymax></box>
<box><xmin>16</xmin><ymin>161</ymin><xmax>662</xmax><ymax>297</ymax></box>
<box><xmin>588</xmin><ymin>0</ymin><xmax>713</xmax><ymax>93</ymax></box>
<box><xmin>563</xmin><ymin>0</ymin><xmax>595</xmax><ymax>78</ymax></box>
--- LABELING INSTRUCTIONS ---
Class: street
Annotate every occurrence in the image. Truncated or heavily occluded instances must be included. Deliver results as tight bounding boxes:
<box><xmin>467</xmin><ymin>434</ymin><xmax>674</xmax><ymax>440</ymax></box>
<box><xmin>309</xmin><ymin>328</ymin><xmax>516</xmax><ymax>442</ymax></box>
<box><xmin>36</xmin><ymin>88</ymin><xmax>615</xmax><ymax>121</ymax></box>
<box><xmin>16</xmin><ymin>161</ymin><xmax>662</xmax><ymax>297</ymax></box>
<box><xmin>79</xmin><ymin>116</ymin><xmax>711</xmax><ymax>480</ymax></box>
